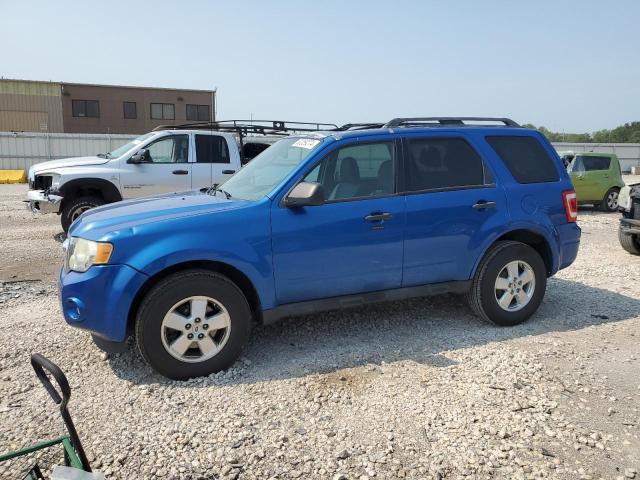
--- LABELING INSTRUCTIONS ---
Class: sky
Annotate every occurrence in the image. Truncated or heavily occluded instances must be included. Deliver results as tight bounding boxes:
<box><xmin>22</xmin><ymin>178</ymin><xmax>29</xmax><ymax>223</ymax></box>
<box><xmin>1</xmin><ymin>0</ymin><xmax>639</xmax><ymax>133</ymax></box>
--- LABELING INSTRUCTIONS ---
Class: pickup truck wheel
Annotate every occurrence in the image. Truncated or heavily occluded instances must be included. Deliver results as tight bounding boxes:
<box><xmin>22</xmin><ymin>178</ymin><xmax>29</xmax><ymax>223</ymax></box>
<box><xmin>600</xmin><ymin>187</ymin><xmax>620</xmax><ymax>212</ymax></box>
<box><xmin>61</xmin><ymin>196</ymin><xmax>105</xmax><ymax>232</ymax></box>
<box><xmin>618</xmin><ymin>228</ymin><xmax>640</xmax><ymax>255</ymax></box>
<box><xmin>135</xmin><ymin>270</ymin><xmax>251</xmax><ymax>380</ymax></box>
<box><xmin>467</xmin><ymin>241</ymin><xmax>547</xmax><ymax>326</ymax></box>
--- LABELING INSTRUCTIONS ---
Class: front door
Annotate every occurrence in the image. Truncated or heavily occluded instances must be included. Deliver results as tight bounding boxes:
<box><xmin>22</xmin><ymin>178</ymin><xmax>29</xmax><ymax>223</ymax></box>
<box><xmin>401</xmin><ymin>135</ymin><xmax>508</xmax><ymax>285</ymax></box>
<box><xmin>121</xmin><ymin>134</ymin><xmax>191</xmax><ymax>198</ymax></box>
<box><xmin>271</xmin><ymin>139</ymin><xmax>405</xmax><ymax>304</ymax></box>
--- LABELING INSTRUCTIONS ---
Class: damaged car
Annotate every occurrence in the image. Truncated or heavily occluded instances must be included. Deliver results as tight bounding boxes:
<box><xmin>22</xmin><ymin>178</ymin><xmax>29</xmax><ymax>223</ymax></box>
<box><xmin>618</xmin><ymin>181</ymin><xmax>640</xmax><ymax>254</ymax></box>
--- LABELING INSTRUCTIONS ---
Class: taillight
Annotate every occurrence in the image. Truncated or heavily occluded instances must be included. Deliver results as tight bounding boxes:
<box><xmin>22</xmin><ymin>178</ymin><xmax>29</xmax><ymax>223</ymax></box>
<box><xmin>562</xmin><ymin>190</ymin><xmax>577</xmax><ymax>223</ymax></box>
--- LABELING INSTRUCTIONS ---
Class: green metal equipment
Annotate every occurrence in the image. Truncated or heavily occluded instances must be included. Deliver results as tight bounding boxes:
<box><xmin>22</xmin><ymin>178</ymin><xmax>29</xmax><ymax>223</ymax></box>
<box><xmin>0</xmin><ymin>354</ymin><xmax>91</xmax><ymax>479</ymax></box>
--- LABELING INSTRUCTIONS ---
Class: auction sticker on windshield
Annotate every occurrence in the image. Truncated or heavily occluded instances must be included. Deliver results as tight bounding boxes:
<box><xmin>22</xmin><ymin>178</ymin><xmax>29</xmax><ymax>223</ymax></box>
<box><xmin>291</xmin><ymin>138</ymin><xmax>320</xmax><ymax>149</ymax></box>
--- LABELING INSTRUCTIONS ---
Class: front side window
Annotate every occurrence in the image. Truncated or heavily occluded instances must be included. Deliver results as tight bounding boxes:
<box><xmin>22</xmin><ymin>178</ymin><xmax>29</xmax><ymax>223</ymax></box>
<box><xmin>304</xmin><ymin>142</ymin><xmax>394</xmax><ymax>201</ymax></box>
<box><xmin>145</xmin><ymin>135</ymin><xmax>189</xmax><ymax>163</ymax></box>
<box><xmin>486</xmin><ymin>136</ymin><xmax>559</xmax><ymax>184</ymax></box>
<box><xmin>219</xmin><ymin>137</ymin><xmax>323</xmax><ymax>200</ymax></box>
<box><xmin>404</xmin><ymin>137</ymin><xmax>485</xmax><ymax>191</ymax></box>
<box><xmin>150</xmin><ymin>103</ymin><xmax>175</xmax><ymax>120</ymax></box>
<box><xmin>186</xmin><ymin>104</ymin><xmax>210</xmax><ymax>121</ymax></box>
<box><xmin>195</xmin><ymin>135</ymin><xmax>229</xmax><ymax>163</ymax></box>
<box><xmin>72</xmin><ymin>99</ymin><xmax>100</xmax><ymax>118</ymax></box>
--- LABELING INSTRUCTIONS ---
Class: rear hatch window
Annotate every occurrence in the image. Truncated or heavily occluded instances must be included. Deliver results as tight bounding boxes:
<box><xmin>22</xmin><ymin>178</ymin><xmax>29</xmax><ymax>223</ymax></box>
<box><xmin>486</xmin><ymin>136</ymin><xmax>559</xmax><ymax>184</ymax></box>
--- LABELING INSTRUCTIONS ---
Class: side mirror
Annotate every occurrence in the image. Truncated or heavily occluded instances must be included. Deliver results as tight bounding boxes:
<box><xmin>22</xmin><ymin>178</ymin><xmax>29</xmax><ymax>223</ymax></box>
<box><xmin>284</xmin><ymin>182</ymin><xmax>325</xmax><ymax>207</ymax></box>
<box><xmin>128</xmin><ymin>149</ymin><xmax>150</xmax><ymax>164</ymax></box>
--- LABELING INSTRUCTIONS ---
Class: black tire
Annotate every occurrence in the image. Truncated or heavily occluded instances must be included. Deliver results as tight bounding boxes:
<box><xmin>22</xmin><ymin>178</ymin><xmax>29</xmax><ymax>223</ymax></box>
<box><xmin>600</xmin><ymin>187</ymin><xmax>620</xmax><ymax>212</ymax></box>
<box><xmin>618</xmin><ymin>228</ymin><xmax>640</xmax><ymax>255</ymax></box>
<box><xmin>467</xmin><ymin>241</ymin><xmax>547</xmax><ymax>326</ymax></box>
<box><xmin>135</xmin><ymin>269</ymin><xmax>251</xmax><ymax>380</ymax></box>
<box><xmin>61</xmin><ymin>196</ymin><xmax>105</xmax><ymax>232</ymax></box>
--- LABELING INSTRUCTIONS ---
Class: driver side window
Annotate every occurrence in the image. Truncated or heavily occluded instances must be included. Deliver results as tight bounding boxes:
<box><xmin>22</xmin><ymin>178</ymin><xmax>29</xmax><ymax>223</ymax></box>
<box><xmin>304</xmin><ymin>141</ymin><xmax>395</xmax><ymax>201</ymax></box>
<box><xmin>145</xmin><ymin>135</ymin><xmax>189</xmax><ymax>163</ymax></box>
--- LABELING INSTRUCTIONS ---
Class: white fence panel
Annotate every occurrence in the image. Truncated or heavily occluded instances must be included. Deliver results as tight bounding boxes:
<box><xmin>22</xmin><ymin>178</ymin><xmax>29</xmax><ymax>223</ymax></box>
<box><xmin>0</xmin><ymin>131</ymin><xmax>137</xmax><ymax>170</ymax></box>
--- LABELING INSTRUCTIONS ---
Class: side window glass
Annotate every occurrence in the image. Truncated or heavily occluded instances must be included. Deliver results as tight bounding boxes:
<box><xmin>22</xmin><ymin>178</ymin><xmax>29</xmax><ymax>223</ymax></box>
<box><xmin>195</xmin><ymin>135</ymin><xmax>230</xmax><ymax>164</ymax></box>
<box><xmin>145</xmin><ymin>135</ymin><xmax>189</xmax><ymax>163</ymax></box>
<box><xmin>581</xmin><ymin>156</ymin><xmax>611</xmax><ymax>171</ymax></box>
<box><xmin>304</xmin><ymin>142</ymin><xmax>394</xmax><ymax>201</ymax></box>
<box><xmin>405</xmin><ymin>137</ymin><xmax>485</xmax><ymax>191</ymax></box>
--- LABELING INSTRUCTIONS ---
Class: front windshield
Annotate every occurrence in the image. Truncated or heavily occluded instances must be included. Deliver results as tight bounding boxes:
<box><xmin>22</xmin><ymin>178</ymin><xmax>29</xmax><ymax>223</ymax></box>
<box><xmin>104</xmin><ymin>132</ymin><xmax>156</xmax><ymax>158</ymax></box>
<box><xmin>219</xmin><ymin>137</ymin><xmax>323</xmax><ymax>200</ymax></box>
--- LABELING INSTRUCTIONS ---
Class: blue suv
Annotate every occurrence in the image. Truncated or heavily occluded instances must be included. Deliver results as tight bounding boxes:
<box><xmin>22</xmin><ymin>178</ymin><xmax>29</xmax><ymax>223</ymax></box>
<box><xmin>60</xmin><ymin>117</ymin><xmax>581</xmax><ymax>379</ymax></box>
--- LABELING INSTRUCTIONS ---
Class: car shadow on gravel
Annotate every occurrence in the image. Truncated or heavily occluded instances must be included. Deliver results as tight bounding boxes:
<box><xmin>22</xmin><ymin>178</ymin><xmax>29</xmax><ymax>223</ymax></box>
<box><xmin>107</xmin><ymin>278</ymin><xmax>640</xmax><ymax>386</ymax></box>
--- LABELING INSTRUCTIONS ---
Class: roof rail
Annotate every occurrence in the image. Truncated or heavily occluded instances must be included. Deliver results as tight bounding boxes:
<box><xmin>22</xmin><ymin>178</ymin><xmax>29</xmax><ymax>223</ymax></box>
<box><xmin>152</xmin><ymin>119</ymin><xmax>338</xmax><ymax>134</ymax></box>
<box><xmin>333</xmin><ymin>123</ymin><xmax>386</xmax><ymax>131</ymax></box>
<box><xmin>383</xmin><ymin>117</ymin><xmax>520</xmax><ymax>128</ymax></box>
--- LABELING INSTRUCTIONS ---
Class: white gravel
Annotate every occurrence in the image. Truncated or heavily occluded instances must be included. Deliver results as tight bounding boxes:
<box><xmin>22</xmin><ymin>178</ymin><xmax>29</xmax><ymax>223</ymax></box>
<box><xmin>0</xmin><ymin>182</ymin><xmax>639</xmax><ymax>479</ymax></box>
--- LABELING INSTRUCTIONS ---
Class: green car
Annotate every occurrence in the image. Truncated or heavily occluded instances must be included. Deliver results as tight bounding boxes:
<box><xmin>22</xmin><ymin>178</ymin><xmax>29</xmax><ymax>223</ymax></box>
<box><xmin>567</xmin><ymin>152</ymin><xmax>625</xmax><ymax>212</ymax></box>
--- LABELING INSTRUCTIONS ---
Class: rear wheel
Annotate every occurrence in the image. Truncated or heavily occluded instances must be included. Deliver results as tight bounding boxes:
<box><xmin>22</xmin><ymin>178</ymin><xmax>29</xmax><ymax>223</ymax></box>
<box><xmin>600</xmin><ymin>187</ymin><xmax>620</xmax><ymax>212</ymax></box>
<box><xmin>135</xmin><ymin>270</ymin><xmax>251</xmax><ymax>380</ymax></box>
<box><xmin>61</xmin><ymin>196</ymin><xmax>105</xmax><ymax>232</ymax></box>
<box><xmin>467</xmin><ymin>241</ymin><xmax>547</xmax><ymax>326</ymax></box>
<box><xmin>618</xmin><ymin>228</ymin><xmax>640</xmax><ymax>255</ymax></box>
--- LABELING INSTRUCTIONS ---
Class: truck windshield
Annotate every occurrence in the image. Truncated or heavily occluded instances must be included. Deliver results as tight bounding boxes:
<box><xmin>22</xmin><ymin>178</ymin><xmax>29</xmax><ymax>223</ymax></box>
<box><xmin>218</xmin><ymin>137</ymin><xmax>323</xmax><ymax>200</ymax></box>
<box><xmin>104</xmin><ymin>132</ymin><xmax>156</xmax><ymax>158</ymax></box>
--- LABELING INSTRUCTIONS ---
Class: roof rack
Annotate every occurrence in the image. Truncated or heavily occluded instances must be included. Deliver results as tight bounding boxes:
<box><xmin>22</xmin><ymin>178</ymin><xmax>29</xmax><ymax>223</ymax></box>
<box><xmin>153</xmin><ymin>119</ymin><xmax>338</xmax><ymax>135</ymax></box>
<box><xmin>383</xmin><ymin>117</ymin><xmax>520</xmax><ymax>128</ymax></box>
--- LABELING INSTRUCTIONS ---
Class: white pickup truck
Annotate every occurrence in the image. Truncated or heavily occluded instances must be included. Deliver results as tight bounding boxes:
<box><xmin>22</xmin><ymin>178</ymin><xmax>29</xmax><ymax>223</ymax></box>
<box><xmin>26</xmin><ymin>121</ymin><xmax>335</xmax><ymax>231</ymax></box>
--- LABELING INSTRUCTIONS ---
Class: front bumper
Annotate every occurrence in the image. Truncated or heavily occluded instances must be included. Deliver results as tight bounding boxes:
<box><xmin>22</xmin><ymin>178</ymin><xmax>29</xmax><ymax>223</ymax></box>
<box><xmin>620</xmin><ymin>218</ymin><xmax>640</xmax><ymax>236</ymax></box>
<box><xmin>25</xmin><ymin>189</ymin><xmax>63</xmax><ymax>214</ymax></box>
<box><xmin>59</xmin><ymin>264</ymin><xmax>148</xmax><ymax>342</ymax></box>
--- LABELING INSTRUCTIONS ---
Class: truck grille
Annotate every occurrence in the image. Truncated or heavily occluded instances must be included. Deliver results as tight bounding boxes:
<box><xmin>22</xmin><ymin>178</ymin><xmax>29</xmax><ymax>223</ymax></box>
<box><xmin>33</xmin><ymin>175</ymin><xmax>52</xmax><ymax>190</ymax></box>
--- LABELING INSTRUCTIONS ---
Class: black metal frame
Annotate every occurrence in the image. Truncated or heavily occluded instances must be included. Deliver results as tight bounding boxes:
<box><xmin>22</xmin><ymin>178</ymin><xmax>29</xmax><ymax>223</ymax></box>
<box><xmin>383</xmin><ymin>117</ymin><xmax>520</xmax><ymax>128</ymax></box>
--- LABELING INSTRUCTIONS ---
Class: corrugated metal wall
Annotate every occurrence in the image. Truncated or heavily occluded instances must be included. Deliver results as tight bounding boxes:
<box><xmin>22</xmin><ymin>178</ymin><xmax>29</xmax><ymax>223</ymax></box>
<box><xmin>552</xmin><ymin>142</ymin><xmax>640</xmax><ymax>172</ymax></box>
<box><xmin>0</xmin><ymin>80</ymin><xmax>64</xmax><ymax>132</ymax></box>
<box><xmin>0</xmin><ymin>131</ymin><xmax>136</xmax><ymax>170</ymax></box>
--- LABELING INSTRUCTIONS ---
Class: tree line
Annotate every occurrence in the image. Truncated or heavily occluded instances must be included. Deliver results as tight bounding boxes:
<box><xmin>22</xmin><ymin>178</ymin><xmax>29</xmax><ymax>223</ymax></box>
<box><xmin>522</xmin><ymin>121</ymin><xmax>640</xmax><ymax>143</ymax></box>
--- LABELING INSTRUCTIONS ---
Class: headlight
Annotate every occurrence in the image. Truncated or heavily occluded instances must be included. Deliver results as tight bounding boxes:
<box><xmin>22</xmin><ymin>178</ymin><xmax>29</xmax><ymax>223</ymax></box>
<box><xmin>66</xmin><ymin>237</ymin><xmax>113</xmax><ymax>272</ymax></box>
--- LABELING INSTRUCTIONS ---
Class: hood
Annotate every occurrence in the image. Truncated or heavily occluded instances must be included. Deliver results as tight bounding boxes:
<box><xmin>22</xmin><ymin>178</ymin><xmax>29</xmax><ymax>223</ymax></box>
<box><xmin>69</xmin><ymin>190</ymin><xmax>251</xmax><ymax>239</ymax></box>
<box><xmin>31</xmin><ymin>156</ymin><xmax>110</xmax><ymax>174</ymax></box>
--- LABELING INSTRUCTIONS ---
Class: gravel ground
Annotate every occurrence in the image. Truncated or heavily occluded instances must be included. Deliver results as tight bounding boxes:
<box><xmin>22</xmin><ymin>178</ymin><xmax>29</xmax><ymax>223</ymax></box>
<box><xmin>0</xmin><ymin>182</ymin><xmax>639</xmax><ymax>480</ymax></box>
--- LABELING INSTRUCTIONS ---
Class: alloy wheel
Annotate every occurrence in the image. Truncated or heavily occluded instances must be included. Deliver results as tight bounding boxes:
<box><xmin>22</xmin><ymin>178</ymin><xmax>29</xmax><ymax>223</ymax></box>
<box><xmin>494</xmin><ymin>260</ymin><xmax>536</xmax><ymax>312</ymax></box>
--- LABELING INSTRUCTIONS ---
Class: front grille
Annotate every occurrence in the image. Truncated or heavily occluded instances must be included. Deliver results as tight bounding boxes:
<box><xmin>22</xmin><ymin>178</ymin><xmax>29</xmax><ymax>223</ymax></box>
<box><xmin>34</xmin><ymin>175</ymin><xmax>52</xmax><ymax>190</ymax></box>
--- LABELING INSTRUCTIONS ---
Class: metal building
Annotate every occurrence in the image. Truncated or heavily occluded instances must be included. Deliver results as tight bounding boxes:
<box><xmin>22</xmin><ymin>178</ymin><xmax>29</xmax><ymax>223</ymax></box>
<box><xmin>0</xmin><ymin>79</ymin><xmax>216</xmax><ymax>135</ymax></box>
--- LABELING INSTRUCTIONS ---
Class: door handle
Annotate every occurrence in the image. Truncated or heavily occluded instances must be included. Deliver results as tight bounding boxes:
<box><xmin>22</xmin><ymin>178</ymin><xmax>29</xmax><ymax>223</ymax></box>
<box><xmin>172</xmin><ymin>169</ymin><xmax>189</xmax><ymax>175</ymax></box>
<box><xmin>472</xmin><ymin>201</ymin><xmax>497</xmax><ymax>210</ymax></box>
<box><xmin>222</xmin><ymin>169</ymin><xmax>236</xmax><ymax>174</ymax></box>
<box><xmin>364</xmin><ymin>212</ymin><xmax>393</xmax><ymax>222</ymax></box>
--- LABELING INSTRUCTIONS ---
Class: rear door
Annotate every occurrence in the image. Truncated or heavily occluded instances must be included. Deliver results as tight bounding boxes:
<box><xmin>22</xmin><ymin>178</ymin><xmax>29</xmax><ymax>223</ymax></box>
<box><xmin>401</xmin><ymin>134</ymin><xmax>507</xmax><ymax>285</ymax></box>
<box><xmin>570</xmin><ymin>155</ymin><xmax>611</xmax><ymax>201</ymax></box>
<box><xmin>192</xmin><ymin>134</ymin><xmax>235</xmax><ymax>189</ymax></box>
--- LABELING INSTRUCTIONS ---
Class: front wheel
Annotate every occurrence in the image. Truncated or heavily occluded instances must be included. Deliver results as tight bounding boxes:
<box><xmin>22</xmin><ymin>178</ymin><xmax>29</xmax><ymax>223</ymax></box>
<box><xmin>135</xmin><ymin>270</ymin><xmax>251</xmax><ymax>380</ymax></box>
<box><xmin>601</xmin><ymin>187</ymin><xmax>620</xmax><ymax>212</ymax></box>
<box><xmin>60</xmin><ymin>196</ymin><xmax>105</xmax><ymax>232</ymax></box>
<box><xmin>467</xmin><ymin>241</ymin><xmax>547</xmax><ymax>326</ymax></box>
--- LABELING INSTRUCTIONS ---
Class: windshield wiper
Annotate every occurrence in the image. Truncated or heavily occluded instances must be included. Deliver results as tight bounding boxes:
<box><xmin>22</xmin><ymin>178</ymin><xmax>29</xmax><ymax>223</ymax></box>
<box><xmin>96</xmin><ymin>153</ymin><xmax>112</xmax><ymax>159</ymax></box>
<box><xmin>207</xmin><ymin>184</ymin><xmax>232</xmax><ymax>199</ymax></box>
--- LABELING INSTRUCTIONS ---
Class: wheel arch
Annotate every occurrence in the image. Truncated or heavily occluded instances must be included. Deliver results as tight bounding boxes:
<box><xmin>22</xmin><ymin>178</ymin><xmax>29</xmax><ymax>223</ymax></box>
<box><xmin>473</xmin><ymin>228</ymin><xmax>556</xmax><ymax>278</ymax></box>
<box><xmin>58</xmin><ymin>178</ymin><xmax>122</xmax><ymax>206</ymax></box>
<box><xmin>127</xmin><ymin>260</ymin><xmax>263</xmax><ymax>336</ymax></box>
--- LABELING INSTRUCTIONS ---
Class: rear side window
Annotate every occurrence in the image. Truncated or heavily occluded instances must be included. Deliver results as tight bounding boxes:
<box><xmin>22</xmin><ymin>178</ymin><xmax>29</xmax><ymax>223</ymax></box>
<box><xmin>576</xmin><ymin>155</ymin><xmax>611</xmax><ymax>171</ymax></box>
<box><xmin>486</xmin><ymin>136</ymin><xmax>559</xmax><ymax>184</ymax></box>
<box><xmin>404</xmin><ymin>137</ymin><xmax>486</xmax><ymax>191</ymax></box>
<box><xmin>195</xmin><ymin>135</ymin><xmax>230</xmax><ymax>163</ymax></box>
